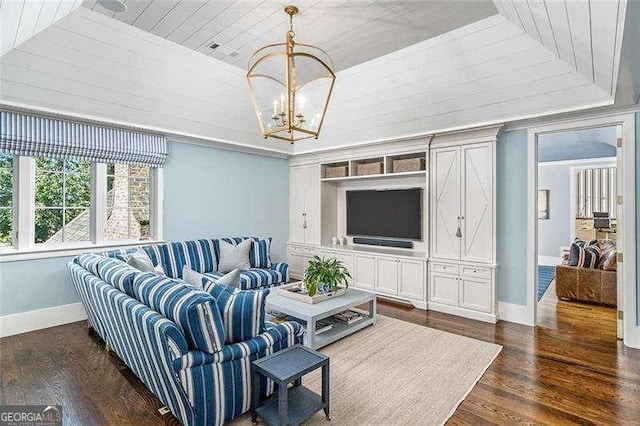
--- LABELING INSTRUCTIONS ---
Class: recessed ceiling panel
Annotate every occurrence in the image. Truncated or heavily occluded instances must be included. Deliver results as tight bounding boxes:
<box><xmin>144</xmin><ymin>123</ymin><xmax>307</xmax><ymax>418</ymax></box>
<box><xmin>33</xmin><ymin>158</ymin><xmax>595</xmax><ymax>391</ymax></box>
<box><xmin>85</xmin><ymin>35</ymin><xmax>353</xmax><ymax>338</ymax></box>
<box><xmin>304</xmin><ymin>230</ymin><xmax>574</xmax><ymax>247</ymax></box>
<box><xmin>82</xmin><ymin>0</ymin><xmax>499</xmax><ymax>71</ymax></box>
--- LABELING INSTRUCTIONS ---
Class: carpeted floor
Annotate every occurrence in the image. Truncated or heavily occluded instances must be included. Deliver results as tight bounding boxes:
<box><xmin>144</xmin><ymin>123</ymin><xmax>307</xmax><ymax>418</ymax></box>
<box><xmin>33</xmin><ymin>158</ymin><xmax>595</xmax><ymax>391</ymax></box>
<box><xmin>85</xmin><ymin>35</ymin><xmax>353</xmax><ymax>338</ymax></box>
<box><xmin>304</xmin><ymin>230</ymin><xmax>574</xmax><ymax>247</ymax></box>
<box><xmin>233</xmin><ymin>315</ymin><xmax>502</xmax><ymax>426</ymax></box>
<box><xmin>538</xmin><ymin>265</ymin><xmax>556</xmax><ymax>301</ymax></box>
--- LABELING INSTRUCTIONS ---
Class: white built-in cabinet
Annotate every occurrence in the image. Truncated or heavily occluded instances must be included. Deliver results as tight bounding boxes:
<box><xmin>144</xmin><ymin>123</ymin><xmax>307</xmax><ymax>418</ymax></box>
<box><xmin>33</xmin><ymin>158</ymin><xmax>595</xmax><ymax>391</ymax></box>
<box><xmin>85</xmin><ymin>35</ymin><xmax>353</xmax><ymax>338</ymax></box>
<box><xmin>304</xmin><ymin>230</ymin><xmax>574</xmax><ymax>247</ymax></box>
<box><xmin>290</xmin><ymin>164</ymin><xmax>320</xmax><ymax>245</ymax></box>
<box><xmin>430</xmin><ymin>143</ymin><xmax>493</xmax><ymax>263</ymax></box>
<box><xmin>287</xmin><ymin>126</ymin><xmax>500</xmax><ymax>320</ymax></box>
<box><xmin>429</xmin><ymin>132</ymin><xmax>498</xmax><ymax>323</ymax></box>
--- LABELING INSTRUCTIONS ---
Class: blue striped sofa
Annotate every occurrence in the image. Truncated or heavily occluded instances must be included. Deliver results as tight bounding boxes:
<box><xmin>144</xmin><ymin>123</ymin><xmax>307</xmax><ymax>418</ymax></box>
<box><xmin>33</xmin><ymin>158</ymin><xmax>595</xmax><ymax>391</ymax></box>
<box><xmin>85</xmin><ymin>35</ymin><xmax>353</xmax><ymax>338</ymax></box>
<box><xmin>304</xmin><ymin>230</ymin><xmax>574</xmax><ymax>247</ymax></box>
<box><xmin>104</xmin><ymin>238</ymin><xmax>290</xmax><ymax>290</ymax></box>
<box><xmin>67</xmin><ymin>239</ymin><xmax>302</xmax><ymax>425</ymax></box>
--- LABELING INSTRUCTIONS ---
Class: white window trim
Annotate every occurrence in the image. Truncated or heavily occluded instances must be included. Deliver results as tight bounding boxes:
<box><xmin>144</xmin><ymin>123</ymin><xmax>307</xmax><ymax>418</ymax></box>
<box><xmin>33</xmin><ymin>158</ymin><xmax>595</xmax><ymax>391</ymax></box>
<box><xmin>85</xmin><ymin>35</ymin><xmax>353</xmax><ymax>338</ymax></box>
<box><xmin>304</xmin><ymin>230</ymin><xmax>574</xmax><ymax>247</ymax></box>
<box><xmin>0</xmin><ymin>156</ymin><xmax>164</xmax><ymax>262</ymax></box>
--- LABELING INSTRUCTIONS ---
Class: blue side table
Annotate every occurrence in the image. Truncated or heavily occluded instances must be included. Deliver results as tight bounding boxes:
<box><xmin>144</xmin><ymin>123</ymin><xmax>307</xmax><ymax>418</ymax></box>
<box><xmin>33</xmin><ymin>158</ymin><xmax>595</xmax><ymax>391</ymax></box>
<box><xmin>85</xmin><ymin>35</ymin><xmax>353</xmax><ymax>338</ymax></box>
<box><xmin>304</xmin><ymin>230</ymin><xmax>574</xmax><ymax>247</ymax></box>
<box><xmin>251</xmin><ymin>344</ymin><xmax>330</xmax><ymax>426</ymax></box>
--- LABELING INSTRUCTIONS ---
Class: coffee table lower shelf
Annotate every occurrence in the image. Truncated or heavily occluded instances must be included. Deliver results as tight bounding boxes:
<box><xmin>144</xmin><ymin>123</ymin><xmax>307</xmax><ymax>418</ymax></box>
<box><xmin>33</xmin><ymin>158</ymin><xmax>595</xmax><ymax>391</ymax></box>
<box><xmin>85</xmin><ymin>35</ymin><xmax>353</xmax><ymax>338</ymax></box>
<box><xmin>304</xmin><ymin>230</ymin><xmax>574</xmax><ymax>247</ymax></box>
<box><xmin>255</xmin><ymin>386</ymin><xmax>324</xmax><ymax>426</ymax></box>
<box><xmin>313</xmin><ymin>316</ymin><xmax>375</xmax><ymax>348</ymax></box>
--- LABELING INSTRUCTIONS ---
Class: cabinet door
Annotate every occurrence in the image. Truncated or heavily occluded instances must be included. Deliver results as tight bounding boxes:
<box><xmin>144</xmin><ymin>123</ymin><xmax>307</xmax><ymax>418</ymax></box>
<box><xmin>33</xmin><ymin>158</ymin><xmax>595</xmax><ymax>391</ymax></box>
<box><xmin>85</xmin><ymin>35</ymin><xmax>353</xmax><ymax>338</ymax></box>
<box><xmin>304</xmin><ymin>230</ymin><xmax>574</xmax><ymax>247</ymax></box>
<box><xmin>334</xmin><ymin>252</ymin><xmax>354</xmax><ymax>286</ymax></box>
<box><xmin>288</xmin><ymin>252</ymin><xmax>306</xmax><ymax>279</ymax></box>
<box><xmin>290</xmin><ymin>166</ymin><xmax>306</xmax><ymax>244</ymax></box>
<box><xmin>354</xmin><ymin>254</ymin><xmax>376</xmax><ymax>290</ymax></box>
<box><xmin>399</xmin><ymin>259</ymin><xmax>425</xmax><ymax>301</ymax></box>
<box><xmin>376</xmin><ymin>257</ymin><xmax>399</xmax><ymax>295</ymax></box>
<box><xmin>459</xmin><ymin>277</ymin><xmax>492</xmax><ymax>313</ymax></box>
<box><xmin>431</xmin><ymin>147</ymin><xmax>461</xmax><ymax>260</ymax></box>
<box><xmin>429</xmin><ymin>273</ymin><xmax>458</xmax><ymax>306</ymax></box>
<box><xmin>303</xmin><ymin>164</ymin><xmax>321</xmax><ymax>245</ymax></box>
<box><xmin>461</xmin><ymin>143</ymin><xmax>493</xmax><ymax>263</ymax></box>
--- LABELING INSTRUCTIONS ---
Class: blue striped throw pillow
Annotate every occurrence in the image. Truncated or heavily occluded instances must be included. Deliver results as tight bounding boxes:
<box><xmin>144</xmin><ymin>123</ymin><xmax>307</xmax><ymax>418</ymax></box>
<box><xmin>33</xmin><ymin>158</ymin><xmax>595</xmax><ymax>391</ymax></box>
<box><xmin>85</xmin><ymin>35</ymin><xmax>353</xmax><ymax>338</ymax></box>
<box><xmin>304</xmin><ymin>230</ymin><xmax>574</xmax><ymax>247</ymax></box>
<box><xmin>250</xmin><ymin>238</ymin><xmax>272</xmax><ymax>268</ymax></box>
<box><xmin>133</xmin><ymin>272</ymin><xmax>226</xmax><ymax>354</ymax></box>
<box><xmin>209</xmin><ymin>282</ymin><xmax>269</xmax><ymax>344</ymax></box>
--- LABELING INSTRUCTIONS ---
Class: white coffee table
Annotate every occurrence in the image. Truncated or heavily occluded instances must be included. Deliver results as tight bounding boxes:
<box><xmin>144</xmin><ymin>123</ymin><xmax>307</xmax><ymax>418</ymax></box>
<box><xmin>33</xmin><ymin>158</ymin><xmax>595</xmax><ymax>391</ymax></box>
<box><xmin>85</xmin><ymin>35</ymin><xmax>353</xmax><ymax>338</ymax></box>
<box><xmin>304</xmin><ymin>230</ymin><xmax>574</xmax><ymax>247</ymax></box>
<box><xmin>266</xmin><ymin>287</ymin><xmax>377</xmax><ymax>350</ymax></box>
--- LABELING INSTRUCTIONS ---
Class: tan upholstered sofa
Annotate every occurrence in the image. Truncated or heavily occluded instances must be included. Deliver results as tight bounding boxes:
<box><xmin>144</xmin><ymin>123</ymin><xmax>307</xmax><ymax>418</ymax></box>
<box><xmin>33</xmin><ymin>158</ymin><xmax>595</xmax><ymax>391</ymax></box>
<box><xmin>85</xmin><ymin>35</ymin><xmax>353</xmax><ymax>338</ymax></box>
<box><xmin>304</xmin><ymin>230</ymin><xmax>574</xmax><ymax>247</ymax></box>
<box><xmin>555</xmin><ymin>265</ymin><xmax>617</xmax><ymax>306</ymax></box>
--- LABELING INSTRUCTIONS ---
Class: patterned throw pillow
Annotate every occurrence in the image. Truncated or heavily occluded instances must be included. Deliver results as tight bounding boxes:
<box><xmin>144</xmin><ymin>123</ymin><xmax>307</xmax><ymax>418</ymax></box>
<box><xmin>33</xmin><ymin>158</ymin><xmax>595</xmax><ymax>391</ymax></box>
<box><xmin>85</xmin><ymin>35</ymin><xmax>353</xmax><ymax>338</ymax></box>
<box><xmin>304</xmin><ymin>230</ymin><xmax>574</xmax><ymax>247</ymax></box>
<box><xmin>208</xmin><ymin>282</ymin><xmax>269</xmax><ymax>344</ymax></box>
<box><xmin>217</xmin><ymin>239</ymin><xmax>252</xmax><ymax>273</ymax></box>
<box><xmin>250</xmin><ymin>238</ymin><xmax>272</xmax><ymax>268</ymax></box>
<box><xmin>568</xmin><ymin>243</ymin><xmax>601</xmax><ymax>268</ymax></box>
<box><xmin>133</xmin><ymin>272</ymin><xmax>226</xmax><ymax>354</ymax></box>
<box><xmin>598</xmin><ymin>242</ymin><xmax>617</xmax><ymax>271</ymax></box>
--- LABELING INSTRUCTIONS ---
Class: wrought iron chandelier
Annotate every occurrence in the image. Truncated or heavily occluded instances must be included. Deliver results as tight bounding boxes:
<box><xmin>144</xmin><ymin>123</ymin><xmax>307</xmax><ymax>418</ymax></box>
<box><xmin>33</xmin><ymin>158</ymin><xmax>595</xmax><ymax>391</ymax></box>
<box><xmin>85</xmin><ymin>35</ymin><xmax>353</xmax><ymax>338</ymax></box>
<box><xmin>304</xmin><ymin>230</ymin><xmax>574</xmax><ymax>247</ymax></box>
<box><xmin>247</xmin><ymin>5</ymin><xmax>336</xmax><ymax>143</ymax></box>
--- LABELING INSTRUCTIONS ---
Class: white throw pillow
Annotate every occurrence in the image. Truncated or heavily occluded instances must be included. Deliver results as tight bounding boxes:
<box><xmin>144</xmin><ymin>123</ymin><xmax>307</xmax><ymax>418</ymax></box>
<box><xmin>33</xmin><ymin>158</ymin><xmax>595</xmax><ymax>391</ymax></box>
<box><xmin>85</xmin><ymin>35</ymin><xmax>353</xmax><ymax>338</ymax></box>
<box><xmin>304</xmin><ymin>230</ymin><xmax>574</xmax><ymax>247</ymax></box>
<box><xmin>184</xmin><ymin>266</ymin><xmax>241</xmax><ymax>290</ymax></box>
<box><xmin>127</xmin><ymin>249</ymin><xmax>165</xmax><ymax>275</ymax></box>
<box><xmin>182</xmin><ymin>266</ymin><xmax>208</xmax><ymax>290</ymax></box>
<box><xmin>217</xmin><ymin>239</ymin><xmax>251</xmax><ymax>273</ymax></box>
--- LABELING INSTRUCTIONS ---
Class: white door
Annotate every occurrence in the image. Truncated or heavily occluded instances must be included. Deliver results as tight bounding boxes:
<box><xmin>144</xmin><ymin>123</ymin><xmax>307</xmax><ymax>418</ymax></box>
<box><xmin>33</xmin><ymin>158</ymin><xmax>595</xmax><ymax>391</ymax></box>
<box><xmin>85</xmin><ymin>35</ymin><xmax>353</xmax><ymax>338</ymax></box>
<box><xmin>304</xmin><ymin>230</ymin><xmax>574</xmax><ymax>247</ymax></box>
<box><xmin>459</xmin><ymin>277</ymin><xmax>492</xmax><ymax>312</ymax></box>
<box><xmin>461</xmin><ymin>143</ymin><xmax>493</xmax><ymax>263</ymax></box>
<box><xmin>290</xmin><ymin>166</ymin><xmax>306</xmax><ymax>243</ymax></box>
<box><xmin>354</xmin><ymin>254</ymin><xmax>376</xmax><ymax>290</ymax></box>
<box><xmin>376</xmin><ymin>257</ymin><xmax>399</xmax><ymax>295</ymax></box>
<box><xmin>431</xmin><ymin>147</ymin><xmax>461</xmax><ymax>260</ymax></box>
<box><xmin>615</xmin><ymin>126</ymin><xmax>623</xmax><ymax>339</ymax></box>
<box><xmin>303</xmin><ymin>164</ymin><xmax>321</xmax><ymax>245</ymax></box>
<box><xmin>430</xmin><ymin>273</ymin><xmax>458</xmax><ymax>306</ymax></box>
<box><xmin>399</xmin><ymin>259</ymin><xmax>425</xmax><ymax>301</ymax></box>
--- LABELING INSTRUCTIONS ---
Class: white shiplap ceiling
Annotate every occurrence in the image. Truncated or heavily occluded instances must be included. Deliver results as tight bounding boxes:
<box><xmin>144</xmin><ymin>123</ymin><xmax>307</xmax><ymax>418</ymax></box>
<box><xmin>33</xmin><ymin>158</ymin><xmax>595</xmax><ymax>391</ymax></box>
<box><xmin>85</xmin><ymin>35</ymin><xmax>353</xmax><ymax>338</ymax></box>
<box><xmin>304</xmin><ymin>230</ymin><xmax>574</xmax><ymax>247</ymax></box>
<box><xmin>0</xmin><ymin>0</ymin><xmax>82</xmax><ymax>56</ymax></box>
<box><xmin>494</xmin><ymin>0</ymin><xmax>627</xmax><ymax>97</ymax></box>
<box><xmin>82</xmin><ymin>0</ymin><xmax>499</xmax><ymax>71</ymax></box>
<box><xmin>0</xmin><ymin>0</ymin><xmax>632</xmax><ymax>155</ymax></box>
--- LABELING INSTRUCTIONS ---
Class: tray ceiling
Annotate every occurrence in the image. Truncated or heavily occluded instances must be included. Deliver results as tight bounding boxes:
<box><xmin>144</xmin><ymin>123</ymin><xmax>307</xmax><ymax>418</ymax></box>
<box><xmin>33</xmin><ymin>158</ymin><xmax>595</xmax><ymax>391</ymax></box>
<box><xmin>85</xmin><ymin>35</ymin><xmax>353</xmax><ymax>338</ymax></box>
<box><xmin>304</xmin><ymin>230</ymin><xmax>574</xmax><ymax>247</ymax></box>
<box><xmin>82</xmin><ymin>0</ymin><xmax>498</xmax><ymax>71</ymax></box>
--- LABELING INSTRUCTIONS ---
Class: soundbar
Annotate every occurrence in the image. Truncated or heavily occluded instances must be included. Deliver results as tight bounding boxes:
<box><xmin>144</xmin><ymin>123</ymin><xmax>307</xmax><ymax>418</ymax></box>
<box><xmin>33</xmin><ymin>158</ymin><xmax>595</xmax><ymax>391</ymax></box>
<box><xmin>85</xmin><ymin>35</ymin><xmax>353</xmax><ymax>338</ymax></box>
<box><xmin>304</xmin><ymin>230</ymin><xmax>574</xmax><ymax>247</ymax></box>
<box><xmin>352</xmin><ymin>237</ymin><xmax>413</xmax><ymax>249</ymax></box>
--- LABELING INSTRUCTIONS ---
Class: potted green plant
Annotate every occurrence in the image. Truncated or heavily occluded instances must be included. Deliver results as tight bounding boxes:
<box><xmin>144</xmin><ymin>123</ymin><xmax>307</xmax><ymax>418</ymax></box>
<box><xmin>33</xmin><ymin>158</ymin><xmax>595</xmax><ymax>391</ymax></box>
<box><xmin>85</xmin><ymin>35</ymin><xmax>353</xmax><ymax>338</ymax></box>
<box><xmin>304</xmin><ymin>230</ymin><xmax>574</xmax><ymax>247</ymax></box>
<box><xmin>304</xmin><ymin>256</ymin><xmax>351</xmax><ymax>297</ymax></box>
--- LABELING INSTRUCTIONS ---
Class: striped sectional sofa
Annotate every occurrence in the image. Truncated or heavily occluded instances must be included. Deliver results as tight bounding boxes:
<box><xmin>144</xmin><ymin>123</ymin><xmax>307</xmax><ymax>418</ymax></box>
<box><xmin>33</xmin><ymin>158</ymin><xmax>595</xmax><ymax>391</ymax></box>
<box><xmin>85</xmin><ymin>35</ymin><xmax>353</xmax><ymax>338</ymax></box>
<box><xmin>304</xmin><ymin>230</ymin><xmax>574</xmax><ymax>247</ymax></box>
<box><xmin>67</xmin><ymin>238</ymin><xmax>302</xmax><ymax>425</ymax></box>
<box><xmin>105</xmin><ymin>237</ymin><xmax>290</xmax><ymax>289</ymax></box>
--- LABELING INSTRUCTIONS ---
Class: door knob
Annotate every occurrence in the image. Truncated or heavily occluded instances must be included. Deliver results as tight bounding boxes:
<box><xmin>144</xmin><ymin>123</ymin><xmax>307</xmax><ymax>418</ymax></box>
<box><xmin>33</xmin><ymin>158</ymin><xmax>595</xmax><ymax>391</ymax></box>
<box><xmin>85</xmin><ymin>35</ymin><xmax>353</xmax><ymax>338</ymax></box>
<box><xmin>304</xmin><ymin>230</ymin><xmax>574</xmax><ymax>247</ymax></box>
<box><xmin>455</xmin><ymin>217</ymin><xmax>462</xmax><ymax>238</ymax></box>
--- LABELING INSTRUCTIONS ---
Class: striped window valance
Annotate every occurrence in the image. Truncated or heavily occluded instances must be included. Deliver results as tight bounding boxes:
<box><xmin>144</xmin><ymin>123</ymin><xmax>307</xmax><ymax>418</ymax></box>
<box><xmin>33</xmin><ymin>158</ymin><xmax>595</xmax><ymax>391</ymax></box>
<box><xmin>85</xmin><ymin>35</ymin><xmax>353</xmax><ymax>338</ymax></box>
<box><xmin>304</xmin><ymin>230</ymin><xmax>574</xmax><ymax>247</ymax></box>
<box><xmin>0</xmin><ymin>111</ymin><xmax>167</xmax><ymax>167</ymax></box>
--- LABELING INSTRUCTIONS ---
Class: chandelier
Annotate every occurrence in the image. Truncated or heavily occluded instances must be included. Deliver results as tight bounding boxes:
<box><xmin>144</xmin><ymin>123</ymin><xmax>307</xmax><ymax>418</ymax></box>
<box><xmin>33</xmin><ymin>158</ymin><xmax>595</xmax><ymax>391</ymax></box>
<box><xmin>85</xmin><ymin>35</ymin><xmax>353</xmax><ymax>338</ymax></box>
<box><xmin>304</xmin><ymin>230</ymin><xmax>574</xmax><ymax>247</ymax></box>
<box><xmin>247</xmin><ymin>5</ymin><xmax>336</xmax><ymax>143</ymax></box>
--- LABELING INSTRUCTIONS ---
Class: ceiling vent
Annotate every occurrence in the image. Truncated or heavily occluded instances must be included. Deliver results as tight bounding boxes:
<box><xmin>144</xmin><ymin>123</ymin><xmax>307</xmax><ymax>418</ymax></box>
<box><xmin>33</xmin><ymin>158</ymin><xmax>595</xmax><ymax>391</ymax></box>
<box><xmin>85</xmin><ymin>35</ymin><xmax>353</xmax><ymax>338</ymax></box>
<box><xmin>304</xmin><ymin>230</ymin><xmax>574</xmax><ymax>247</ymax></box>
<box><xmin>209</xmin><ymin>43</ymin><xmax>239</xmax><ymax>57</ymax></box>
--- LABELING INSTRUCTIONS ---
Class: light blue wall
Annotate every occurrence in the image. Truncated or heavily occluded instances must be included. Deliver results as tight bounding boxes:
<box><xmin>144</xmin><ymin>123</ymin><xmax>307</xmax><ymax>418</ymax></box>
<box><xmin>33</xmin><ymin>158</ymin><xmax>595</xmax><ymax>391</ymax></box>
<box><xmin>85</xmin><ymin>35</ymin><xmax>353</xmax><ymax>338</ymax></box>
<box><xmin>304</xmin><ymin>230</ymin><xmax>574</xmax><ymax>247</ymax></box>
<box><xmin>538</xmin><ymin>163</ymin><xmax>572</xmax><ymax>257</ymax></box>
<box><xmin>496</xmin><ymin>129</ymin><xmax>528</xmax><ymax>305</ymax></box>
<box><xmin>163</xmin><ymin>141</ymin><xmax>289</xmax><ymax>261</ymax></box>
<box><xmin>0</xmin><ymin>141</ymin><xmax>290</xmax><ymax>317</ymax></box>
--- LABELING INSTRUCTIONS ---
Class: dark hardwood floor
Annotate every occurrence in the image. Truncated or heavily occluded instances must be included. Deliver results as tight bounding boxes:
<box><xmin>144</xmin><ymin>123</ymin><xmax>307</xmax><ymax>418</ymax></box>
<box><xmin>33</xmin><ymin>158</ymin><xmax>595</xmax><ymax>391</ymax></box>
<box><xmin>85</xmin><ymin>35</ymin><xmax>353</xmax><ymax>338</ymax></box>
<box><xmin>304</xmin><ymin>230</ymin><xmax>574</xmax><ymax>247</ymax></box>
<box><xmin>1</xmin><ymin>294</ymin><xmax>639</xmax><ymax>425</ymax></box>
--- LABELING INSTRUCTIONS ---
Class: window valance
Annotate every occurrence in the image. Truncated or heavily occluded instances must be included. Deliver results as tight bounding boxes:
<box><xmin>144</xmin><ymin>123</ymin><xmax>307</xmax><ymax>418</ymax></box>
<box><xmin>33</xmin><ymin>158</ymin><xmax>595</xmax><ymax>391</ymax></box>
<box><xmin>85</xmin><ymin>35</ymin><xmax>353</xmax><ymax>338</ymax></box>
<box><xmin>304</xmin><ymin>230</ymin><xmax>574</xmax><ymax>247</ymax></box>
<box><xmin>0</xmin><ymin>111</ymin><xmax>167</xmax><ymax>167</ymax></box>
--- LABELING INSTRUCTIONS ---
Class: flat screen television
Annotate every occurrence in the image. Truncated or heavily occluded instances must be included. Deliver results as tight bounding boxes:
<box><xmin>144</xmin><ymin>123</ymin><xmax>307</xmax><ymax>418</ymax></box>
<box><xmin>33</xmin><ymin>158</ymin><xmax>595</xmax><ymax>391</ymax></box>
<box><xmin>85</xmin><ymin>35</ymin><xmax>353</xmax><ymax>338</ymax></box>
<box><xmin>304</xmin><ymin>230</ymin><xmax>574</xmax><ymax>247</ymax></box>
<box><xmin>346</xmin><ymin>188</ymin><xmax>422</xmax><ymax>240</ymax></box>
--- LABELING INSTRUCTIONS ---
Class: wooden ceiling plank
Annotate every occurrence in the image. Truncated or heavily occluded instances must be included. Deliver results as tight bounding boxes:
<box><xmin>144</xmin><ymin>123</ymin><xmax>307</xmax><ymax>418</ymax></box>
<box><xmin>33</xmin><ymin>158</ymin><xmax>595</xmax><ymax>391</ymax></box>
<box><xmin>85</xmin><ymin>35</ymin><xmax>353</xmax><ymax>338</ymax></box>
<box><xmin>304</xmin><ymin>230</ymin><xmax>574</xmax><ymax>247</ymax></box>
<box><xmin>564</xmin><ymin>0</ymin><xmax>594</xmax><ymax>83</ymax></box>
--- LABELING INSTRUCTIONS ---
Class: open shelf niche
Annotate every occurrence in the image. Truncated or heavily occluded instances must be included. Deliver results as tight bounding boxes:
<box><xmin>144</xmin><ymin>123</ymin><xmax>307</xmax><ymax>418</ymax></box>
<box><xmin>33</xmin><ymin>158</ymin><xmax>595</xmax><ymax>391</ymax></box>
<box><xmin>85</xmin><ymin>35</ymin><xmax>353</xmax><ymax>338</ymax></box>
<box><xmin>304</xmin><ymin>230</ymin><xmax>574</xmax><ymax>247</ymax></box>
<box><xmin>320</xmin><ymin>151</ymin><xmax>426</xmax><ymax>182</ymax></box>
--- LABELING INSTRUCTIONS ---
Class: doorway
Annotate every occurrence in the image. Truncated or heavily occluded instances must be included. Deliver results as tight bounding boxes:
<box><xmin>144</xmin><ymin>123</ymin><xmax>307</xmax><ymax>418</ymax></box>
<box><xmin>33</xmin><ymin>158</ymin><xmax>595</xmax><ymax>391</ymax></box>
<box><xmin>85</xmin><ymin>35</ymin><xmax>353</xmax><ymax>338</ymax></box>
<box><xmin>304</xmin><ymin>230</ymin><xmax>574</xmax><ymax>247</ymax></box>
<box><xmin>526</xmin><ymin>113</ymin><xmax>637</xmax><ymax>348</ymax></box>
<box><xmin>535</xmin><ymin>126</ymin><xmax>619</xmax><ymax>337</ymax></box>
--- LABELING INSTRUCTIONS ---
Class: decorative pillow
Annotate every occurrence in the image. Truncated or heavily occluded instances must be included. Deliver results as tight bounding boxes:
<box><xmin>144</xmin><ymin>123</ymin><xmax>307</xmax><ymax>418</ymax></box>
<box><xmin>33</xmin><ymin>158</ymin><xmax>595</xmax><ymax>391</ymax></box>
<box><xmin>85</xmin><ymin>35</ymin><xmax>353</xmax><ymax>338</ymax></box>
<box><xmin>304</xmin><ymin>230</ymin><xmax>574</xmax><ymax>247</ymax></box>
<box><xmin>128</xmin><ymin>249</ymin><xmax>165</xmax><ymax>274</ymax></box>
<box><xmin>201</xmin><ymin>269</ymin><xmax>241</xmax><ymax>293</ymax></box>
<box><xmin>182</xmin><ymin>266</ymin><xmax>208</xmax><ymax>290</ymax></box>
<box><xmin>598</xmin><ymin>244</ymin><xmax>617</xmax><ymax>271</ymax></box>
<box><xmin>250</xmin><ymin>238</ymin><xmax>272</xmax><ymax>268</ymax></box>
<box><xmin>568</xmin><ymin>243</ymin><xmax>601</xmax><ymax>268</ymax></box>
<box><xmin>217</xmin><ymin>239</ymin><xmax>251</xmax><ymax>273</ymax></box>
<box><xmin>573</xmin><ymin>238</ymin><xmax>598</xmax><ymax>248</ymax></box>
<box><xmin>132</xmin><ymin>272</ymin><xmax>226</xmax><ymax>353</ymax></box>
<box><xmin>208</xmin><ymin>282</ymin><xmax>269</xmax><ymax>344</ymax></box>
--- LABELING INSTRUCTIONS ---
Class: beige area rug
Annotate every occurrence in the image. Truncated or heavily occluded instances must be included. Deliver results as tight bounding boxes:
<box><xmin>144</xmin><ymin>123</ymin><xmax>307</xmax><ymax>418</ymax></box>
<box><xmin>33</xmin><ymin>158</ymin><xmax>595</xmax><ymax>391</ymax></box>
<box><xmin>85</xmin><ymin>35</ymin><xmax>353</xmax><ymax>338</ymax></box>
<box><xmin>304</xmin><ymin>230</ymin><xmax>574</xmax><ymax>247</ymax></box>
<box><xmin>233</xmin><ymin>315</ymin><xmax>502</xmax><ymax>426</ymax></box>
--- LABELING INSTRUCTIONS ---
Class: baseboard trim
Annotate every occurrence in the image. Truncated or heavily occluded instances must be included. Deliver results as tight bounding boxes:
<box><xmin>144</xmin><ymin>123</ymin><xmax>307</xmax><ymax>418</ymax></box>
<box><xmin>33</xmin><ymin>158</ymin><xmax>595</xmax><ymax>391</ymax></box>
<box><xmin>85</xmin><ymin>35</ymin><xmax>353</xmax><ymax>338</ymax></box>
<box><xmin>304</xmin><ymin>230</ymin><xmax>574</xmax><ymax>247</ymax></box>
<box><xmin>497</xmin><ymin>302</ymin><xmax>533</xmax><ymax>326</ymax></box>
<box><xmin>0</xmin><ymin>302</ymin><xmax>87</xmax><ymax>338</ymax></box>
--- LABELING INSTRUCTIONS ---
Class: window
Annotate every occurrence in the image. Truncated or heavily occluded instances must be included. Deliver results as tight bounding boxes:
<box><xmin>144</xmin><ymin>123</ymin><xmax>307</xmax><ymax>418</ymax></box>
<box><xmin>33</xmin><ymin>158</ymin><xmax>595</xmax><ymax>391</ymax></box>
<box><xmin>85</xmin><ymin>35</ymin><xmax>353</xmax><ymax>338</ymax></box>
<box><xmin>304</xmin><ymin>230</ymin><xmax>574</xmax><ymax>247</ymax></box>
<box><xmin>106</xmin><ymin>163</ymin><xmax>151</xmax><ymax>241</ymax></box>
<box><xmin>35</xmin><ymin>158</ymin><xmax>91</xmax><ymax>244</ymax></box>
<box><xmin>0</xmin><ymin>156</ymin><xmax>162</xmax><ymax>257</ymax></box>
<box><xmin>0</xmin><ymin>154</ymin><xmax>13</xmax><ymax>246</ymax></box>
